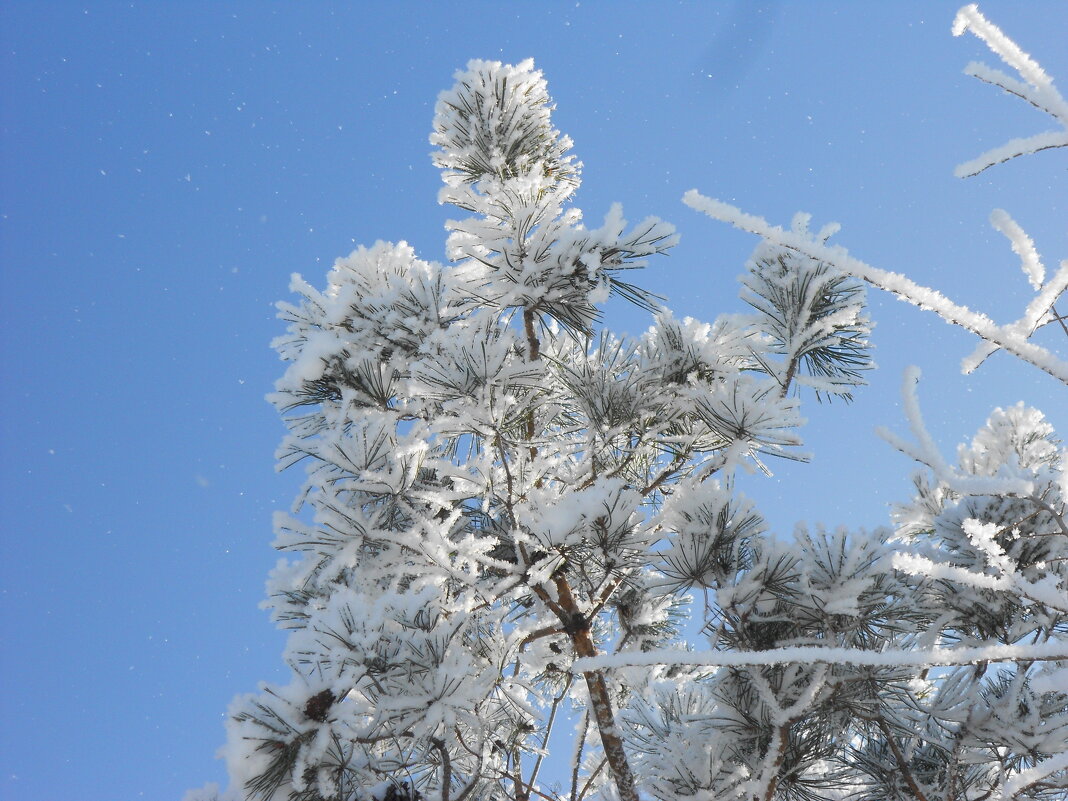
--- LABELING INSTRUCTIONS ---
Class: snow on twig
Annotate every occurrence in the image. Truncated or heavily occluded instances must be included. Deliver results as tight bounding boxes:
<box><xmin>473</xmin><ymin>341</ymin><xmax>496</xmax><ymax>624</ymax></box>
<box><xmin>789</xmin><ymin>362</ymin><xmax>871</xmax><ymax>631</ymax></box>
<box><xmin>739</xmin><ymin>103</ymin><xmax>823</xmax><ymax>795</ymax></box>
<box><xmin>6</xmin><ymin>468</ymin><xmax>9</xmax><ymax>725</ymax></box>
<box><xmin>683</xmin><ymin>192</ymin><xmax>1068</xmax><ymax>384</ymax></box>
<box><xmin>963</xmin><ymin>210</ymin><xmax>1067</xmax><ymax>373</ymax></box>
<box><xmin>952</xmin><ymin>4</ymin><xmax>1068</xmax><ymax>176</ymax></box>
<box><xmin>875</xmin><ymin>367</ymin><xmax>1035</xmax><ymax>497</ymax></box>
<box><xmin>995</xmin><ymin>750</ymin><xmax>1068</xmax><ymax>801</ymax></box>
<box><xmin>573</xmin><ymin>639</ymin><xmax>1068</xmax><ymax>672</ymax></box>
<box><xmin>955</xmin><ymin>130</ymin><xmax>1068</xmax><ymax>178</ymax></box>
<box><xmin>990</xmin><ymin>208</ymin><xmax>1046</xmax><ymax>291</ymax></box>
<box><xmin>893</xmin><ymin>551</ymin><xmax>1068</xmax><ymax>615</ymax></box>
<box><xmin>964</xmin><ymin>259</ymin><xmax>1068</xmax><ymax>372</ymax></box>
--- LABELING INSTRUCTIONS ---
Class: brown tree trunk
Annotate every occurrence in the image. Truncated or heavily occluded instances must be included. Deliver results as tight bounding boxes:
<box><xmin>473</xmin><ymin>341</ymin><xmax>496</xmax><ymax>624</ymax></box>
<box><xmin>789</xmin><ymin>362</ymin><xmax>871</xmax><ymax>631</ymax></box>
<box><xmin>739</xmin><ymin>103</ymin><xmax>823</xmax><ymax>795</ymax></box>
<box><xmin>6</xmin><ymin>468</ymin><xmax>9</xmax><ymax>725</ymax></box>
<box><xmin>554</xmin><ymin>576</ymin><xmax>639</xmax><ymax>801</ymax></box>
<box><xmin>520</xmin><ymin>307</ymin><xmax>637</xmax><ymax>801</ymax></box>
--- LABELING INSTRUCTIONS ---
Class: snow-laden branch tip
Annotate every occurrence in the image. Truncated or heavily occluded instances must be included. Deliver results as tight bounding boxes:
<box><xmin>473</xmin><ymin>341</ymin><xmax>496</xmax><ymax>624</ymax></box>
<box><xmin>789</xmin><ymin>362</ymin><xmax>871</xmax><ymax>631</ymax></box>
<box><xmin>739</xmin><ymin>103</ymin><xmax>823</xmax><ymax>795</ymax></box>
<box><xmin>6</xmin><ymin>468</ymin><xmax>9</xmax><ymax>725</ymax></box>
<box><xmin>893</xmin><ymin>551</ymin><xmax>1068</xmax><ymax>615</ymax></box>
<box><xmin>964</xmin><ymin>211</ymin><xmax>1067</xmax><ymax>373</ymax></box>
<box><xmin>952</xmin><ymin>4</ymin><xmax>1068</xmax><ymax>176</ymax></box>
<box><xmin>991</xmin><ymin>208</ymin><xmax>1045</xmax><ymax>291</ymax></box>
<box><xmin>683</xmin><ymin>191</ymin><xmax>1068</xmax><ymax>384</ymax></box>
<box><xmin>874</xmin><ymin>367</ymin><xmax>1035</xmax><ymax>497</ymax></box>
<box><xmin>573</xmin><ymin>639</ymin><xmax>1068</xmax><ymax>672</ymax></box>
<box><xmin>995</xmin><ymin>751</ymin><xmax>1068</xmax><ymax>801</ymax></box>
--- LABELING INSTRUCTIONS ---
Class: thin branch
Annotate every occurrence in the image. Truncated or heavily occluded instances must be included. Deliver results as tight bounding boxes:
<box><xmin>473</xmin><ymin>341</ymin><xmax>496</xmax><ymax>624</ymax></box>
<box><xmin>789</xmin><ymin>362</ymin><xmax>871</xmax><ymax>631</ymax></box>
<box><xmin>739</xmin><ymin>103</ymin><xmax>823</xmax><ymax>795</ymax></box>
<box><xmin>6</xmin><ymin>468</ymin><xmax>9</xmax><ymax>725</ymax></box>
<box><xmin>876</xmin><ymin>717</ymin><xmax>931</xmax><ymax>801</ymax></box>
<box><xmin>431</xmin><ymin>738</ymin><xmax>452</xmax><ymax>801</ymax></box>
<box><xmin>1051</xmin><ymin>304</ymin><xmax>1068</xmax><ymax>338</ymax></box>
<box><xmin>584</xmin><ymin>573</ymin><xmax>630</xmax><ymax>625</ymax></box>
<box><xmin>756</xmin><ymin>723</ymin><xmax>790</xmax><ymax>801</ymax></box>
<box><xmin>1028</xmin><ymin>495</ymin><xmax>1068</xmax><ymax>537</ymax></box>
<box><xmin>576</xmin><ymin>758</ymin><xmax>608</xmax><ymax>801</ymax></box>
<box><xmin>530</xmin><ymin>674</ymin><xmax>574</xmax><ymax>790</ymax></box>
<box><xmin>683</xmin><ymin>192</ymin><xmax>1068</xmax><ymax>384</ymax></box>
<box><xmin>519</xmin><ymin>626</ymin><xmax>567</xmax><ymax>652</ymax></box>
<box><xmin>568</xmin><ymin>713</ymin><xmax>588</xmax><ymax>801</ymax></box>
<box><xmin>574</xmin><ymin>640</ymin><xmax>1068</xmax><ymax>671</ymax></box>
<box><xmin>641</xmin><ymin>453</ymin><xmax>688</xmax><ymax>497</ymax></box>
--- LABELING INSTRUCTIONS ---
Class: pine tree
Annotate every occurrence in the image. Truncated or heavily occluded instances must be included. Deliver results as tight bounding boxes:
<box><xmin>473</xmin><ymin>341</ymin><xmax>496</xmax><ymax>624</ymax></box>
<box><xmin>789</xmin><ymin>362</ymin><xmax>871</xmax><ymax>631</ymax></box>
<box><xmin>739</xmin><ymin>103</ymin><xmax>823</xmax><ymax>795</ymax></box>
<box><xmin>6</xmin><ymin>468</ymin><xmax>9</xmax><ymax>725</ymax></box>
<box><xmin>190</xmin><ymin>7</ymin><xmax>1067</xmax><ymax>801</ymax></box>
<box><xmin>197</xmin><ymin>57</ymin><xmax>875</xmax><ymax>801</ymax></box>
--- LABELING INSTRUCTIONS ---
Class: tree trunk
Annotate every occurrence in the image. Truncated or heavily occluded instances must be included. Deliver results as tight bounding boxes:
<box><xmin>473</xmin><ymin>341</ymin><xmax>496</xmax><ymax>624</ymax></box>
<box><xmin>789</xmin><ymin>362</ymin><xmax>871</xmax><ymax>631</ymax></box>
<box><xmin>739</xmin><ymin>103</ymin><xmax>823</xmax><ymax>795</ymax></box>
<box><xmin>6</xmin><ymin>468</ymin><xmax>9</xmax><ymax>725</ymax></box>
<box><xmin>522</xmin><ymin>307</ymin><xmax>637</xmax><ymax>801</ymax></box>
<box><xmin>554</xmin><ymin>576</ymin><xmax>639</xmax><ymax>801</ymax></box>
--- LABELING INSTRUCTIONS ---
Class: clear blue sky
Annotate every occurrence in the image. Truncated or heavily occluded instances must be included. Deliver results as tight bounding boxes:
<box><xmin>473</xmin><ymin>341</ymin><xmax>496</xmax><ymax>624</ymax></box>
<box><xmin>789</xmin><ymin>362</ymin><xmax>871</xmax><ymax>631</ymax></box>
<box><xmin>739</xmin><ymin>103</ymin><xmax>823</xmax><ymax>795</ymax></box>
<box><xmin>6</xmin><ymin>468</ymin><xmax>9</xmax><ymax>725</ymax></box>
<box><xmin>1</xmin><ymin>2</ymin><xmax>1064</xmax><ymax>799</ymax></box>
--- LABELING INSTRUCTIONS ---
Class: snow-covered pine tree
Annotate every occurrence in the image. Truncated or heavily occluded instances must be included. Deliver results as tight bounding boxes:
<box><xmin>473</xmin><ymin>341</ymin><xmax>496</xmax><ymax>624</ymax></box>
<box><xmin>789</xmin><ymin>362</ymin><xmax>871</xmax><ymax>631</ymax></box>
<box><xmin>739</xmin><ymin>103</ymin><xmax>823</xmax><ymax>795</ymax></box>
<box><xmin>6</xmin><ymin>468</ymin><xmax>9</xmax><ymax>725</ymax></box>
<box><xmin>192</xmin><ymin>58</ymin><xmax>876</xmax><ymax>801</ymax></box>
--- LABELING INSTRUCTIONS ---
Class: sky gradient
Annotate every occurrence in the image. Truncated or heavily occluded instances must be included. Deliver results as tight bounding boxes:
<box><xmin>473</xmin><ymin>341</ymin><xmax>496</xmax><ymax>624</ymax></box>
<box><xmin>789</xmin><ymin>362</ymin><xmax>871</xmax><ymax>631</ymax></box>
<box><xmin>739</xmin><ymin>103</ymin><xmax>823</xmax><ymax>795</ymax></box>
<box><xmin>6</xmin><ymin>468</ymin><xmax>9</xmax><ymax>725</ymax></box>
<box><xmin>1</xmin><ymin>2</ymin><xmax>1065</xmax><ymax>799</ymax></box>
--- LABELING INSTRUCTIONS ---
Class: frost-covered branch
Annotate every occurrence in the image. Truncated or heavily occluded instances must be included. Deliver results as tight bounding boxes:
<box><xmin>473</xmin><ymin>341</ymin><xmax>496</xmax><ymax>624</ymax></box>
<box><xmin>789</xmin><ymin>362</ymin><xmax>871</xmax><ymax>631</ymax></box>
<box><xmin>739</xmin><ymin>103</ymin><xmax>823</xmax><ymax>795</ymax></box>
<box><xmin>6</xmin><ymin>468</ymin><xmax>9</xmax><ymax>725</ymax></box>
<box><xmin>893</xmin><ymin>551</ymin><xmax>1068</xmax><ymax>615</ymax></box>
<box><xmin>684</xmin><ymin>193</ymin><xmax>1068</xmax><ymax>384</ymax></box>
<box><xmin>687</xmin><ymin>6</ymin><xmax>1068</xmax><ymax>388</ymax></box>
<box><xmin>875</xmin><ymin>367</ymin><xmax>1035</xmax><ymax>497</ymax></box>
<box><xmin>963</xmin><ymin>210</ymin><xmax>1068</xmax><ymax>373</ymax></box>
<box><xmin>573</xmin><ymin>639</ymin><xmax>1068</xmax><ymax>671</ymax></box>
<box><xmin>996</xmin><ymin>751</ymin><xmax>1068</xmax><ymax>801</ymax></box>
<box><xmin>952</xmin><ymin>4</ymin><xmax>1068</xmax><ymax>176</ymax></box>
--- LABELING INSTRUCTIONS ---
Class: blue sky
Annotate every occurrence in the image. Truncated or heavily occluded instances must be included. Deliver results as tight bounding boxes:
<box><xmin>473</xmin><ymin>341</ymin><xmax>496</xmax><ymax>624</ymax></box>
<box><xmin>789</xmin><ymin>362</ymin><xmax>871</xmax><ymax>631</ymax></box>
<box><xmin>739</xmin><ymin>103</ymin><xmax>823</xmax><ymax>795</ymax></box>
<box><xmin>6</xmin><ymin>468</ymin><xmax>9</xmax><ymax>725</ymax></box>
<box><xmin>1</xmin><ymin>2</ymin><xmax>1065</xmax><ymax>799</ymax></box>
